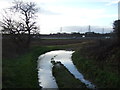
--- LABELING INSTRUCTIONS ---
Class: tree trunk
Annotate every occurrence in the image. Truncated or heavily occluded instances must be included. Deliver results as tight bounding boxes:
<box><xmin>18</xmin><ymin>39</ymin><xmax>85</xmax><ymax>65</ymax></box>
<box><xmin>26</xmin><ymin>30</ymin><xmax>31</xmax><ymax>49</ymax></box>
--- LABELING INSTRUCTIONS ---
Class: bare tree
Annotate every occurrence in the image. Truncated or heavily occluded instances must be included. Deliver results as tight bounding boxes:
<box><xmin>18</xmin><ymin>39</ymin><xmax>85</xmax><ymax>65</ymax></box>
<box><xmin>1</xmin><ymin>0</ymin><xmax>39</xmax><ymax>48</ymax></box>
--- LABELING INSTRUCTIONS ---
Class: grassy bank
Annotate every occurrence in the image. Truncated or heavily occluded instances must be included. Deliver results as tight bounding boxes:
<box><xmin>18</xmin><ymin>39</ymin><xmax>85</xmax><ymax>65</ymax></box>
<box><xmin>52</xmin><ymin>62</ymin><xmax>87</xmax><ymax>88</ymax></box>
<box><xmin>72</xmin><ymin>40</ymin><xmax>120</xmax><ymax>88</ymax></box>
<box><xmin>3</xmin><ymin>38</ymin><xmax>119</xmax><ymax>88</ymax></box>
<box><xmin>2</xmin><ymin>38</ymin><xmax>85</xmax><ymax>88</ymax></box>
<box><xmin>2</xmin><ymin>46</ymin><xmax>61</xmax><ymax>88</ymax></box>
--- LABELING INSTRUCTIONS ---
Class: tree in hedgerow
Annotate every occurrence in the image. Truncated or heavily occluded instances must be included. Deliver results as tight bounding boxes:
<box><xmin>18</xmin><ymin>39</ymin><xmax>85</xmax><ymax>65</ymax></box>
<box><xmin>1</xmin><ymin>0</ymin><xmax>39</xmax><ymax>49</ymax></box>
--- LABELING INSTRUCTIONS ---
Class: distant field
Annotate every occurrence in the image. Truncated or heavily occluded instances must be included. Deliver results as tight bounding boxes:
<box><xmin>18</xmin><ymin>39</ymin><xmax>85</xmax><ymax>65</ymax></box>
<box><xmin>31</xmin><ymin>39</ymin><xmax>91</xmax><ymax>46</ymax></box>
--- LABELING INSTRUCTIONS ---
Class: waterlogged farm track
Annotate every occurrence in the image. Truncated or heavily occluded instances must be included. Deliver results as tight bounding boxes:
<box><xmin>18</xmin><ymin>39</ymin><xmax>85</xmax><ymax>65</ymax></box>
<box><xmin>37</xmin><ymin>50</ymin><xmax>95</xmax><ymax>89</ymax></box>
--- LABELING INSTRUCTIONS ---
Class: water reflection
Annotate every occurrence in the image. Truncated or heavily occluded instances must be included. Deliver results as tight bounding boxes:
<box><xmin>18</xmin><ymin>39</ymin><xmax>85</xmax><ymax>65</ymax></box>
<box><xmin>37</xmin><ymin>50</ymin><xmax>95</xmax><ymax>89</ymax></box>
<box><xmin>37</xmin><ymin>53</ymin><xmax>58</xmax><ymax>88</ymax></box>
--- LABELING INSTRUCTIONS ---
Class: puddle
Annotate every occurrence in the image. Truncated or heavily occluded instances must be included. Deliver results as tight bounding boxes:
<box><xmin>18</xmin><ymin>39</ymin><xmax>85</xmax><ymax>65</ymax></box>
<box><xmin>37</xmin><ymin>50</ymin><xmax>95</xmax><ymax>89</ymax></box>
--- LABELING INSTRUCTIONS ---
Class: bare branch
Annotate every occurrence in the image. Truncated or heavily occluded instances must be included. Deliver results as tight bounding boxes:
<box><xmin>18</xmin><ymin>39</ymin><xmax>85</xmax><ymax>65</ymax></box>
<box><xmin>1</xmin><ymin>0</ymin><xmax>40</xmax><ymax>48</ymax></box>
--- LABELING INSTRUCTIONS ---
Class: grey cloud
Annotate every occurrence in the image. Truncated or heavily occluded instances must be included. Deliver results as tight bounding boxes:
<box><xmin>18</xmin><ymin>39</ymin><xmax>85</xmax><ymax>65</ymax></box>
<box><xmin>40</xmin><ymin>8</ymin><xmax>61</xmax><ymax>15</ymax></box>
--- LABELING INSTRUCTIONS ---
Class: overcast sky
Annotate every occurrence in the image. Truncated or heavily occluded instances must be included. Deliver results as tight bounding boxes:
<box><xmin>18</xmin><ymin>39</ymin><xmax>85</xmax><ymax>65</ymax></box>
<box><xmin>0</xmin><ymin>0</ymin><xmax>119</xmax><ymax>34</ymax></box>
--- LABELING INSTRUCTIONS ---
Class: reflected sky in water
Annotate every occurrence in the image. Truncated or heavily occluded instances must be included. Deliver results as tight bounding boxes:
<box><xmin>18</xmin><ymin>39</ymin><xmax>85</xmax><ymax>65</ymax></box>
<box><xmin>37</xmin><ymin>50</ymin><xmax>95</xmax><ymax>89</ymax></box>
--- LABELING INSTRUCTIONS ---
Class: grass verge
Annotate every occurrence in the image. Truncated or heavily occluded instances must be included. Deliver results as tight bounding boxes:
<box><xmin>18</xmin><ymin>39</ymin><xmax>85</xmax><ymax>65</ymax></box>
<box><xmin>72</xmin><ymin>46</ymin><xmax>120</xmax><ymax>88</ymax></box>
<box><xmin>2</xmin><ymin>46</ymin><xmax>61</xmax><ymax>88</ymax></box>
<box><xmin>52</xmin><ymin>62</ymin><xmax>87</xmax><ymax>88</ymax></box>
<box><xmin>3</xmin><ymin>39</ymin><xmax>119</xmax><ymax>88</ymax></box>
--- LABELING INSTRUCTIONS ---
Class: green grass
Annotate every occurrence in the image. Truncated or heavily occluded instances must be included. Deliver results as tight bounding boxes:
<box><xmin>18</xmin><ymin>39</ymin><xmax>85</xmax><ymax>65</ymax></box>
<box><xmin>3</xmin><ymin>39</ymin><xmax>120</xmax><ymax>88</ymax></box>
<box><xmin>2</xmin><ymin>46</ymin><xmax>61</xmax><ymax>88</ymax></box>
<box><xmin>3</xmin><ymin>42</ymin><xmax>83</xmax><ymax>88</ymax></box>
<box><xmin>72</xmin><ymin>50</ymin><xmax>120</xmax><ymax>88</ymax></box>
<box><xmin>52</xmin><ymin>62</ymin><xmax>87</xmax><ymax>88</ymax></box>
<box><xmin>2</xmin><ymin>41</ymin><xmax>91</xmax><ymax>88</ymax></box>
<box><xmin>3</xmin><ymin>53</ymin><xmax>38</xmax><ymax>88</ymax></box>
